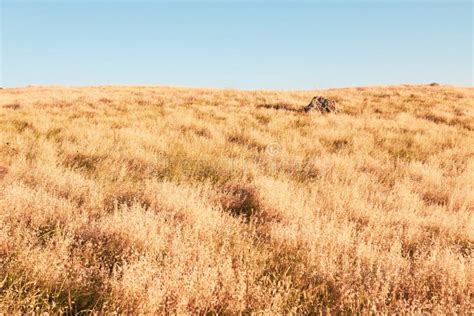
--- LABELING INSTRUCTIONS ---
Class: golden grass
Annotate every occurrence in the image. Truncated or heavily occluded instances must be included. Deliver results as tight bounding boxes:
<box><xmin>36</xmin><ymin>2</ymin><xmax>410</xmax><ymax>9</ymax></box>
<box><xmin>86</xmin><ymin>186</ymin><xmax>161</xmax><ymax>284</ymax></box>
<box><xmin>0</xmin><ymin>84</ymin><xmax>473</xmax><ymax>313</ymax></box>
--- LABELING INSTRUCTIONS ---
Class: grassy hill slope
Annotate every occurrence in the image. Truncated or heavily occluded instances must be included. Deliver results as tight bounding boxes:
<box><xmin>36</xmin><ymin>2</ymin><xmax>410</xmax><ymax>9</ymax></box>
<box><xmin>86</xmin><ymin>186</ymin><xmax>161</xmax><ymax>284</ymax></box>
<box><xmin>0</xmin><ymin>85</ymin><xmax>473</xmax><ymax>313</ymax></box>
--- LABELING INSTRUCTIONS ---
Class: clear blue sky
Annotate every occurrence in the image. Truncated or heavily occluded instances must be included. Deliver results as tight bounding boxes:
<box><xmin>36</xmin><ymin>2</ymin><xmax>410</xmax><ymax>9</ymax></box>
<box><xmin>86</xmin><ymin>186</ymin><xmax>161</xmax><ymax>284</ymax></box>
<box><xmin>1</xmin><ymin>1</ymin><xmax>472</xmax><ymax>89</ymax></box>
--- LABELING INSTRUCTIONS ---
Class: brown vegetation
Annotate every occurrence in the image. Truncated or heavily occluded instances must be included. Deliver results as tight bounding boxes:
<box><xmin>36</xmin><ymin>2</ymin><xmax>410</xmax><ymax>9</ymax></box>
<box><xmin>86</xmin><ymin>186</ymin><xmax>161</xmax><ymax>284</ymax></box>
<box><xmin>0</xmin><ymin>84</ymin><xmax>473</xmax><ymax>313</ymax></box>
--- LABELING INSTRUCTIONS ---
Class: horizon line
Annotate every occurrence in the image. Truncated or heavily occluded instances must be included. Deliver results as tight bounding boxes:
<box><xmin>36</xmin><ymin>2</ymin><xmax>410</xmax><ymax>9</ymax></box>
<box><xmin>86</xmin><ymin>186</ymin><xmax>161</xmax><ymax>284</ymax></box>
<box><xmin>1</xmin><ymin>82</ymin><xmax>473</xmax><ymax>92</ymax></box>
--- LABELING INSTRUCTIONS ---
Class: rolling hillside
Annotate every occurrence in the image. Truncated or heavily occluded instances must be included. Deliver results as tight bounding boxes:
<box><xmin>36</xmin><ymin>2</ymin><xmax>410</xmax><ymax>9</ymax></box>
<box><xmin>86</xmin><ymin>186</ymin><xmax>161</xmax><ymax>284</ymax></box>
<box><xmin>0</xmin><ymin>85</ymin><xmax>473</xmax><ymax>313</ymax></box>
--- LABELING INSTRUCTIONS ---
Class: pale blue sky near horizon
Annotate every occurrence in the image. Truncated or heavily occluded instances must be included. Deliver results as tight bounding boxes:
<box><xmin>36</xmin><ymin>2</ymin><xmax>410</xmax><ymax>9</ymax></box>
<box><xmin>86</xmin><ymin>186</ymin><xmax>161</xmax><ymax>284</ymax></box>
<box><xmin>1</xmin><ymin>0</ymin><xmax>472</xmax><ymax>90</ymax></box>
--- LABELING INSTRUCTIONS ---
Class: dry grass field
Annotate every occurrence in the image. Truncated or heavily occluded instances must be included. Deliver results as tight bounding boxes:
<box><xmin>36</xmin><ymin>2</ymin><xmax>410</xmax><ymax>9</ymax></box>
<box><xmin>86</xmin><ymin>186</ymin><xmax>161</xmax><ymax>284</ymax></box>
<box><xmin>0</xmin><ymin>84</ymin><xmax>473</xmax><ymax>313</ymax></box>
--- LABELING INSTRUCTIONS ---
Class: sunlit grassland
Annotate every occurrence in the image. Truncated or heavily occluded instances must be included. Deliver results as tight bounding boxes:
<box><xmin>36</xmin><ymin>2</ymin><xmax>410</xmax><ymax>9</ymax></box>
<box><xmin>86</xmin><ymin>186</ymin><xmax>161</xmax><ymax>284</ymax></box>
<box><xmin>0</xmin><ymin>85</ymin><xmax>473</xmax><ymax>313</ymax></box>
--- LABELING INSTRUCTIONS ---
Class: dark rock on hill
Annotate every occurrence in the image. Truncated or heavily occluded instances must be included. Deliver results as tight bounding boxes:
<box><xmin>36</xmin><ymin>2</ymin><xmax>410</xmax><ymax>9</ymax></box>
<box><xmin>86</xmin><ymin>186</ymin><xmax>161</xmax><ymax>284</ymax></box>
<box><xmin>303</xmin><ymin>96</ymin><xmax>338</xmax><ymax>113</ymax></box>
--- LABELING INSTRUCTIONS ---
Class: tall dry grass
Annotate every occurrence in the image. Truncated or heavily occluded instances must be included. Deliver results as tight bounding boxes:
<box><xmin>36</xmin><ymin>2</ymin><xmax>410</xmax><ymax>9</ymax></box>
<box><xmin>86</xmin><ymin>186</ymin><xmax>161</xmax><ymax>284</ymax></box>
<box><xmin>0</xmin><ymin>84</ymin><xmax>473</xmax><ymax>313</ymax></box>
